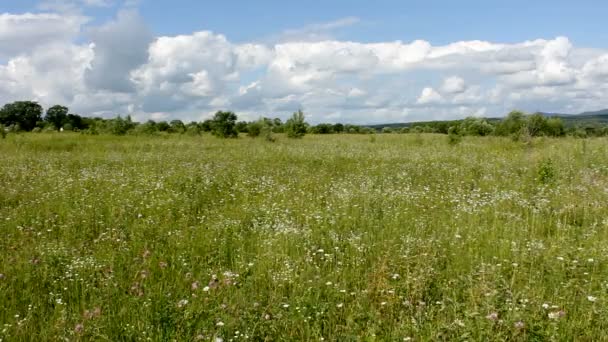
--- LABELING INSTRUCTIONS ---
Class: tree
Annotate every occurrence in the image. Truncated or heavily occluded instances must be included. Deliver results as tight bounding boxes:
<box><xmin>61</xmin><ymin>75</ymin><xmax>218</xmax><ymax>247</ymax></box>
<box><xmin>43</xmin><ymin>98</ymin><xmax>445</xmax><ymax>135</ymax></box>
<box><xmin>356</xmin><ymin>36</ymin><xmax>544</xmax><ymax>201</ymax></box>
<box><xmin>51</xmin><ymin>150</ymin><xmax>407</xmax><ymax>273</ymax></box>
<box><xmin>285</xmin><ymin>110</ymin><xmax>307</xmax><ymax>138</ymax></box>
<box><xmin>333</xmin><ymin>123</ymin><xmax>344</xmax><ymax>133</ymax></box>
<box><xmin>45</xmin><ymin>105</ymin><xmax>68</xmax><ymax>130</ymax></box>
<box><xmin>211</xmin><ymin>111</ymin><xmax>238</xmax><ymax>138</ymax></box>
<box><xmin>0</xmin><ymin>101</ymin><xmax>43</xmax><ymax>131</ymax></box>
<box><xmin>169</xmin><ymin>120</ymin><xmax>186</xmax><ymax>133</ymax></box>
<box><xmin>236</xmin><ymin>121</ymin><xmax>249</xmax><ymax>133</ymax></box>
<box><xmin>247</xmin><ymin>120</ymin><xmax>263</xmax><ymax>137</ymax></box>
<box><xmin>495</xmin><ymin>111</ymin><xmax>526</xmax><ymax>136</ymax></box>
<box><xmin>526</xmin><ymin>113</ymin><xmax>549</xmax><ymax>137</ymax></box>
<box><xmin>545</xmin><ymin>117</ymin><xmax>565</xmax><ymax>137</ymax></box>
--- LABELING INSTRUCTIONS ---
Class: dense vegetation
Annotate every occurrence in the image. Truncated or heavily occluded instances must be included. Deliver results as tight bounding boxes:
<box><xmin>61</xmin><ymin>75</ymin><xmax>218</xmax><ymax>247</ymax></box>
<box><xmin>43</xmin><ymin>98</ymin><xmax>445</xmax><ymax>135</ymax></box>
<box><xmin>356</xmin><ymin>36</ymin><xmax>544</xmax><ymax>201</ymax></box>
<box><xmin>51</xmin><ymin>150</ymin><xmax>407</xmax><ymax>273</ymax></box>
<box><xmin>2</xmin><ymin>101</ymin><xmax>608</xmax><ymax>139</ymax></box>
<box><xmin>1</xmin><ymin>133</ymin><xmax>608</xmax><ymax>340</ymax></box>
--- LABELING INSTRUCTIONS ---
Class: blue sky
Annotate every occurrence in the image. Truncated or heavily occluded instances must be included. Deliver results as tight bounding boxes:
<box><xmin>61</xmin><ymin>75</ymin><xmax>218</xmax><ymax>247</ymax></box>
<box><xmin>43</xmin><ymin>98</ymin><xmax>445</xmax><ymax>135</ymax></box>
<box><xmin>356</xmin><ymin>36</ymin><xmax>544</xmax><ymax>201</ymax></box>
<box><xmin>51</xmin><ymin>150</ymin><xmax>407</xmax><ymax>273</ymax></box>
<box><xmin>6</xmin><ymin>0</ymin><xmax>607</xmax><ymax>45</ymax></box>
<box><xmin>1</xmin><ymin>0</ymin><xmax>608</xmax><ymax>123</ymax></box>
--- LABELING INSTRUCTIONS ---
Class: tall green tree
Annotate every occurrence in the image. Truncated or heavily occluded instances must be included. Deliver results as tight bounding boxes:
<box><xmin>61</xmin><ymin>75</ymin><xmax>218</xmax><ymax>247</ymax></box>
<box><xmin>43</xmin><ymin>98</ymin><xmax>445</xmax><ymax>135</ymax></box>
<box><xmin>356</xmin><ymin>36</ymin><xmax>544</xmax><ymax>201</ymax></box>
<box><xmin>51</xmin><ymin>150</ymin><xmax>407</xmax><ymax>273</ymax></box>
<box><xmin>45</xmin><ymin>105</ymin><xmax>69</xmax><ymax>130</ymax></box>
<box><xmin>0</xmin><ymin>101</ymin><xmax>43</xmax><ymax>131</ymax></box>
<box><xmin>211</xmin><ymin>111</ymin><xmax>238</xmax><ymax>138</ymax></box>
<box><xmin>285</xmin><ymin>110</ymin><xmax>307</xmax><ymax>138</ymax></box>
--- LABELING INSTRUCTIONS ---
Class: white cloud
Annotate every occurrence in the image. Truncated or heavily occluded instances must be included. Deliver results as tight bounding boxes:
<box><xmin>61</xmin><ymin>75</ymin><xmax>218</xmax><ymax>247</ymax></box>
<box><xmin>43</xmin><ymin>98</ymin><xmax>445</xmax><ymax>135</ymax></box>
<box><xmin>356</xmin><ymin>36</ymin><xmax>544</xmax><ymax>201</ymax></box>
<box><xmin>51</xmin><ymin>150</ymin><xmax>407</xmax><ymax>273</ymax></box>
<box><xmin>0</xmin><ymin>12</ymin><xmax>87</xmax><ymax>57</ymax></box>
<box><xmin>440</xmin><ymin>76</ymin><xmax>466</xmax><ymax>94</ymax></box>
<box><xmin>1</xmin><ymin>8</ymin><xmax>608</xmax><ymax>124</ymax></box>
<box><xmin>417</xmin><ymin>87</ymin><xmax>443</xmax><ymax>105</ymax></box>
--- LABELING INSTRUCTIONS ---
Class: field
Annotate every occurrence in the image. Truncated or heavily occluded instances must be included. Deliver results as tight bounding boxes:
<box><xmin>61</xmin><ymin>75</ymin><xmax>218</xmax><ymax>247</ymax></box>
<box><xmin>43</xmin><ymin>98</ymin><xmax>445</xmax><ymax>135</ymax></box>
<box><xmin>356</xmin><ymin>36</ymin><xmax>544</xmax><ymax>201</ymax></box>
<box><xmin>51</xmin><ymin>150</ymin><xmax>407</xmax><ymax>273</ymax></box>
<box><xmin>1</xmin><ymin>133</ymin><xmax>608</xmax><ymax>341</ymax></box>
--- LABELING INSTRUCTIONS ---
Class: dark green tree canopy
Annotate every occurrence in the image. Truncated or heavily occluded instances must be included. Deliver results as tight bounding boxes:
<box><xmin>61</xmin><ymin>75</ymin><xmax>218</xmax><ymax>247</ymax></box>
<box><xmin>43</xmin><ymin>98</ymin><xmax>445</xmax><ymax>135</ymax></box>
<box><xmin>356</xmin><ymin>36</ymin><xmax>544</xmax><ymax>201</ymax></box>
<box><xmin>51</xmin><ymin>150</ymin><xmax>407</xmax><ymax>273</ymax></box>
<box><xmin>211</xmin><ymin>111</ymin><xmax>238</xmax><ymax>138</ymax></box>
<box><xmin>45</xmin><ymin>105</ymin><xmax>69</xmax><ymax>130</ymax></box>
<box><xmin>0</xmin><ymin>101</ymin><xmax>43</xmax><ymax>131</ymax></box>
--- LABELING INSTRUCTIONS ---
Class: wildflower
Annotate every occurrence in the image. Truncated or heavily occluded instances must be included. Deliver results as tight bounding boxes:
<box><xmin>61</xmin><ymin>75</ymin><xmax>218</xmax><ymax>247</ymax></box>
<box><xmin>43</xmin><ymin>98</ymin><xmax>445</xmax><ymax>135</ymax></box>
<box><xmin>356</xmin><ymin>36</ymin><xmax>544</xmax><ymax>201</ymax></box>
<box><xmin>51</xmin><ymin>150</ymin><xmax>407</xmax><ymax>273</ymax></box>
<box><xmin>142</xmin><ymin>250</ymin><xmax>151</xmax><ymax>259</ymax></box>
<box><xmin>0</xmin><ymin>274</ymin><xmax>4</xmax><ymax>280</ymax></box>
<box><xmin>542</xmin><ymin>303</ymin><xmax>549</xmax><ymax>309</ymax></box>
<box><xmin>336</xmin><ymin>303</ymin><xmax>343</xmax><ymax>308</ymax></box>
<box><xmin>486</xmin><ymin>312</ymin><xmax>499</xmax><ymax>321</ymax></box>
<box><xmin>325</xmin><ymin>281</ymin><xmax>332</xmax><ymax>286</ymax></box>
<box><xmin>191</xmin><ymin>282</ymin><xmax>199</xmax><ymax>291</ymax></box>
<box><xmin>74</xmin><ymin>323</ymin><xmax>84</xmax><ymax>333</ymax></box>
<box><xmin>587</xmin><ymin>295</ymin><xmax>597</xmax><ymax>302</ymax></box>
<box><xmin>203</xmin><ymin>286</ymin><xmax>210</xmax><ymax>292</ymax></box>
<box><xmin>391</xmin><ymin>274</ymin><xmax>400</xmax><ymax>280</ymax></box>
<box><xmin>283</xmin><ymin>304</ymin><xmax>290</xmax><ymax>308</ymax></box>
<box><xmin>548</xmin><ymin>310</ymin><xmax>565</xmax><ymax>320</ymax></box>
<box><xmin>216</xmin><ymin>321</ymin><xmax>225</xmax><ymax>327</ymax></box>
<box><xmin>159</xmin><ymin>261</ymin><xmax>168</xmax><ymax>269</ymax></box>
<box><xmin>177</xmin><ymin>299</ymin><xmax>188</xmax><ymax>308</ymax></box>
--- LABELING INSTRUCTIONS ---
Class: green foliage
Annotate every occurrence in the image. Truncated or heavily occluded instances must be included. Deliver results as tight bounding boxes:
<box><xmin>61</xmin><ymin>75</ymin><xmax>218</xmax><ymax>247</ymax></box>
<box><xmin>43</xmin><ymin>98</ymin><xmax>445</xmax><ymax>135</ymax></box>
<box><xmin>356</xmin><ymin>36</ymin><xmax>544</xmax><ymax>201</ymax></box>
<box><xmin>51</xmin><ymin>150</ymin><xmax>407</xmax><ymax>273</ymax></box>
<box><xmin>311</xmin><ymin>123</ymin><xmax>334</xmax><ymax>134</ymax></box>
<box><xmin>545</xmin><ymin>117</ymin><xmax>565</xmax><ymax>137</ymax></box>
<box><xmin>285</xmin><ymin>110</ymin><xmax>307</xmax><ymax>138</ymax></box>
<box><xmin>0</xmin><ymin>124</ymin><xmax>6</xmax><ymax>139</ymax></box>
<box><xmin>168</xmin><ymin>120</ymin><xmax>186</xmax><ymax>134</ymax></box>
<box><xmin>247</xmin><ymin>120</ymin><xmax>263</xmax><ymax>138</ymax></box>
<box><xmin>45</xmin><ymin>105</ymin><xmax>69</xmax><ymax>130</ymax></box>
<box><xmin>447</xmin><ymin>126</ymin><xmax>462</xmax><ymax>145</ymax></box>
<box><xmin>109</xmin><ymin>115</ymin><xmax>136</xmax><ymax>135</ymax></box>
<box><xmin>0</xmin><ymin>101</ymin><xmax>43</xmax><ymax>131</ymax></box>
<box><xmin>495</xmin><ymin>110</ymin><xmax>526</xmax><ymax>136</ymax></box>
<box><xmin>460</xmin><ymin>117</ymin><xmax>494</xmax><ymax>136</ymax></box>
<box><xmin>382</xmin><ymin>127</ymin><xmax>394</xmax><ymax>134</ymax></box>
<box><xmin>211</xmin><ymin>111</ymin><xmax>238</xmax><ymax>138</ymax></box>
<box><xmin>261</xmin><ymin>121</ymin><xmax>275</xmax><ymax>142</ymax></box>
<box><xmin>537</xmin><ymin>158</ymin><xmax>556</xmax><ymax>184</ymax></box>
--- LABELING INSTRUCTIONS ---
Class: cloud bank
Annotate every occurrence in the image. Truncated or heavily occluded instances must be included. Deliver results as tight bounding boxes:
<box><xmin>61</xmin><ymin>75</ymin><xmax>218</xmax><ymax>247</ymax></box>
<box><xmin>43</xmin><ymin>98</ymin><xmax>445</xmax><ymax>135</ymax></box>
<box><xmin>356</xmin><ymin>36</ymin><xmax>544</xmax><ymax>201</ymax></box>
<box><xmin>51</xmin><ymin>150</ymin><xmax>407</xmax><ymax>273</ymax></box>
<box><xmin>1</xmin><ymin>9</ymin><xmax>608</xmax><ymax>124</ymax></box>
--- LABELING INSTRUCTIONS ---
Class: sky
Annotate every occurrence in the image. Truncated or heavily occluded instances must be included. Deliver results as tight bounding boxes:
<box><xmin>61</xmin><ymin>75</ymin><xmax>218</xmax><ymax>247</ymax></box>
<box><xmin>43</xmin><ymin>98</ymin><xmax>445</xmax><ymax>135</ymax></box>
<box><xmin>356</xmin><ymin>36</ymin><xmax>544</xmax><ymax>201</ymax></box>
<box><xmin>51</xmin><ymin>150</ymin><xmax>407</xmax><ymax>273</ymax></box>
<box><xmin>1</xmin><ymin>0</ymin><xmax>608</xmax><ymax>124</ymax></box>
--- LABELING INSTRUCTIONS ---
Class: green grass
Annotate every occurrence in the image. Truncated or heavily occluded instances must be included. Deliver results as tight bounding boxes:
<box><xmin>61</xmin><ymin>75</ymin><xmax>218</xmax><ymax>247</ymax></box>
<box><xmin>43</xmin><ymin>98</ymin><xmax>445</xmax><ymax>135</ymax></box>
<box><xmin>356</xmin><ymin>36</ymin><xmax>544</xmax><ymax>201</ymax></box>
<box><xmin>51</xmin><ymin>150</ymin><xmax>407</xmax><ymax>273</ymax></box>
<box><xmin>1</xmin><ymin>133</ymin><xmax>608</xmax><ymax>341</ymax></box>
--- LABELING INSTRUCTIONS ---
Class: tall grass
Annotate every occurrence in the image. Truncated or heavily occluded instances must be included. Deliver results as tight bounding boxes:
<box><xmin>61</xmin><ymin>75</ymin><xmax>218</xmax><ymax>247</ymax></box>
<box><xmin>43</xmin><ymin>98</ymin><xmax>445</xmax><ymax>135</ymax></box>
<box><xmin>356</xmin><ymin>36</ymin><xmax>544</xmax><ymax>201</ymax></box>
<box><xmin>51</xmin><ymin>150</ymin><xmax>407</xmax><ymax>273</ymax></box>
<box><xmin>1</xmin><ymin>133</ymin><xmax>608</xmax><ymax>340</ymax></box>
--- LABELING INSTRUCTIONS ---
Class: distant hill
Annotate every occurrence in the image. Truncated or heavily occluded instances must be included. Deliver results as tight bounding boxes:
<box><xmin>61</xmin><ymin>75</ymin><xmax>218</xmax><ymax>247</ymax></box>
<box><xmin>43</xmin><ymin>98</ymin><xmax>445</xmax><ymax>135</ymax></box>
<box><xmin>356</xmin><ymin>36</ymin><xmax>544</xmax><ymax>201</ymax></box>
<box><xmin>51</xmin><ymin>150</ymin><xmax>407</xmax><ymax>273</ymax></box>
<box><xmin>539</xmin><ymin>109</ymin><xmax>608</xmax><ymax>126</ymax></box>
<box><xmin>367</xmin><ymin>109</ymin><xmax>608</xmax><ymax>129</ymax></box>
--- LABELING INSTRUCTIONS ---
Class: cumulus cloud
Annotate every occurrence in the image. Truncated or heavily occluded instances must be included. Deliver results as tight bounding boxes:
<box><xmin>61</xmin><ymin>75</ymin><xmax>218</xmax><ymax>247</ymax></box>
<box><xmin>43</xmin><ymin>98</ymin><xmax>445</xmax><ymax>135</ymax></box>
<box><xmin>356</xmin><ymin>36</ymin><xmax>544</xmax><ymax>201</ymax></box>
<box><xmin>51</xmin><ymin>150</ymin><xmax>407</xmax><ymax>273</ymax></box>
<box><xmin>416</xmin><ymin>87</ymin><xmax>443</xmax><ymax>105</ymax></box>
<box><xmin>85</xmin><ymin>10</ymin><xmax>153</xmax><ymax>93</ymax></box>
<box><xmin>1</xmin><ymin>7</ymin><xmax>608</xmax><ymax>124</ymax></box>
<box><xmin>440</xmin><ymin>76</ymin><xmax>466</xmax><ymax>94</ymax></box>
<box><xmin>0</xmin><ymin>12</ymin><xmax>87</xmax><ymax>57</ymax></box>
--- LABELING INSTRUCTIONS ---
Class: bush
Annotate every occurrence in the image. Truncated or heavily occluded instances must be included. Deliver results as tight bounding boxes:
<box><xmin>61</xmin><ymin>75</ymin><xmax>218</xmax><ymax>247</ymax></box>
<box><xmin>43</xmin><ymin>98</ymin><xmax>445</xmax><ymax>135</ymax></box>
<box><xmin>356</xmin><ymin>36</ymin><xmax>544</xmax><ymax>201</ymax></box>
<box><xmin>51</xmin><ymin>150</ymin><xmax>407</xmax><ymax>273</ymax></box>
<box><xmin>211</xmin><ymin>111</ymin><xmax>238</xmax><ymax>138</ymax></box>
<box><xmin>32</xmin><ymin>127</ymin><xmax>42</xmax><ymax>133</ymax></box>
<box><xmin>537</xmin><ymin>158</ymin><xmax>556</xmax><ymax>184</ymax></box>
<box><xmin>285</xmin><ymin>110</ymin><xmax>307</xmax><ymax>138</ymax></box>
<box><xmin>447</xmin><ymin>126</ymin><xmax>462</xmax><ymax>145</ymax></box>
<box><xmin>247</xmin><ymin>120</ymin><xmax>263</xmax><ymax>138</ymax></box>
<box><xmin>0</xmin><ymin>124</ymin><xmax>6</xmax><ymax>139</ymax></box>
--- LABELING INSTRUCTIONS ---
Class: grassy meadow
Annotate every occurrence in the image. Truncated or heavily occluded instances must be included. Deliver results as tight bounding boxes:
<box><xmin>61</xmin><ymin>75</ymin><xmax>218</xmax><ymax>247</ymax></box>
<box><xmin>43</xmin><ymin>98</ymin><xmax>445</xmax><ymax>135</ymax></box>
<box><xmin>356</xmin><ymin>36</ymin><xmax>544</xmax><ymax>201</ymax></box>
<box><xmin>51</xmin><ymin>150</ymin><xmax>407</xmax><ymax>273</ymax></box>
<box><xmin>1</xmin><ymin>133</ymin><xmax>608</xmax><ymax>341</ymax></box>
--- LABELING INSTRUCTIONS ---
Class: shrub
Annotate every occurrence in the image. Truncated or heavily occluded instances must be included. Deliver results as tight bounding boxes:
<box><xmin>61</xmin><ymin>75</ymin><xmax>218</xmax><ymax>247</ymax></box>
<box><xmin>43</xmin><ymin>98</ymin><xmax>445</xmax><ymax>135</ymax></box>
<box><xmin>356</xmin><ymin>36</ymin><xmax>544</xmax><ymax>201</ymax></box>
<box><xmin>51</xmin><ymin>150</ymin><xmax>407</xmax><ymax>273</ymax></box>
<box><xmin>211</xmin><ymin>111</ymin><xmax>238</xmax><ymax>138</ymax></box>
<box><xmin>537</xmin><ymin>158</ymin><xmax>556</xmax><ymax>184</ymax></box>
<box><xmin>447</xmin><ymin>126</ymin><xmax>462</xmax><ymax>145</ymax></box>
<box><xmin>285</xmin><ymin>110</ymin><xmax>307</xmax><ymax>138</ymax></box>
<box><xmin>247</xmin><ymin>120</ymin><xmax>263</xmax><ymax>138</ymax></box>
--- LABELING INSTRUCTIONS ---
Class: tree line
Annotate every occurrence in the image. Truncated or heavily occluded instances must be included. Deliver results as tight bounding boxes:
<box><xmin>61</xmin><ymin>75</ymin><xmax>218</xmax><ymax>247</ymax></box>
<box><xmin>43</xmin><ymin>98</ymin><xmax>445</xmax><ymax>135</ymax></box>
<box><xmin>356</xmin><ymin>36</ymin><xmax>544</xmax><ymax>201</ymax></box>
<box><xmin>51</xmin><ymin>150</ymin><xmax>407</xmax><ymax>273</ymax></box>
<box><xmin>1</xmin><ymin>100</ymin><xmax>607</xmax><ymax>139</ymax></box>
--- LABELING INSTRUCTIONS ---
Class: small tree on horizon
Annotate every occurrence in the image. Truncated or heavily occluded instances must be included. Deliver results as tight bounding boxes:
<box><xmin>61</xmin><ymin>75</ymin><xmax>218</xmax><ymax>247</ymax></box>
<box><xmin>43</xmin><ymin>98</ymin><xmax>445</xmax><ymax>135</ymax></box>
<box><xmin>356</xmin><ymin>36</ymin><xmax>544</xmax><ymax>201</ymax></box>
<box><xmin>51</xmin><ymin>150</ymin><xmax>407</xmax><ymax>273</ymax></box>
<box><xmin>211</xmin><ymin>111</ymin><xmax>238</xmax><ymax>138</ymax></box>
<box><xmin>45</xmin><ymin>105</ymin><xmax>69</xmax><ymax>130</ymax></box>
<box><xmin>285</xmin><ymin>109</ymin><xmax>307</xmax><ymax>138</ymax></box>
